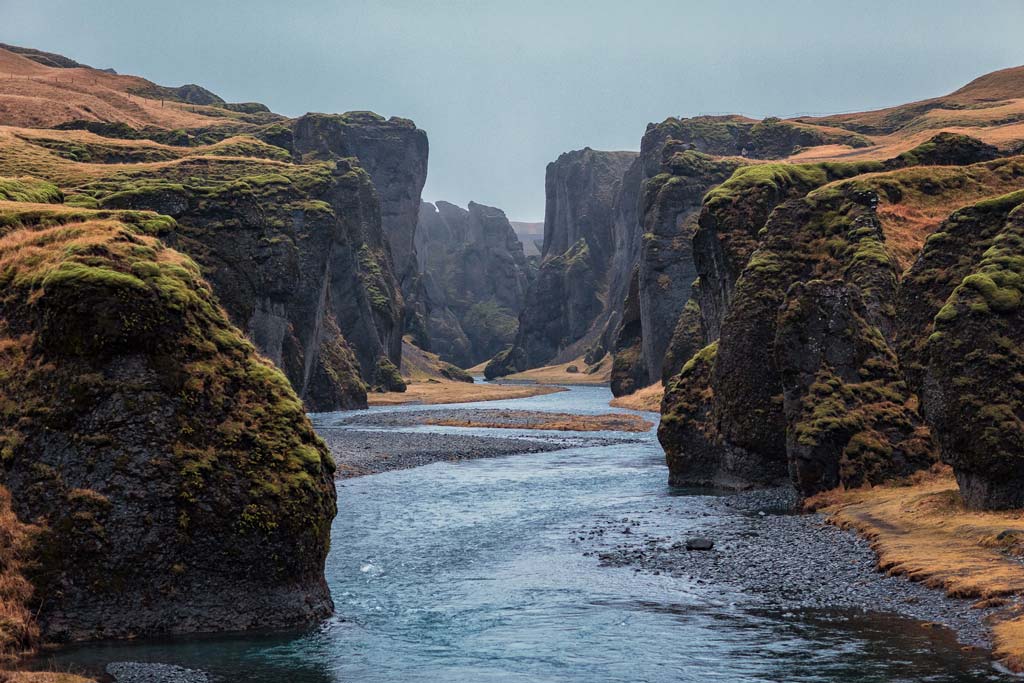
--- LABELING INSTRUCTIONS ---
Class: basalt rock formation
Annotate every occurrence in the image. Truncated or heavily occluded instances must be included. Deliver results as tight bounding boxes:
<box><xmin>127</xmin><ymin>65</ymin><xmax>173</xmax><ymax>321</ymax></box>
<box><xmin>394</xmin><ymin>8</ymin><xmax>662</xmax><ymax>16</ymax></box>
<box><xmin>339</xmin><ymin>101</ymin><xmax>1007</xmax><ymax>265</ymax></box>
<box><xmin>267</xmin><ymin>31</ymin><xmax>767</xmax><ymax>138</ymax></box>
<box><xmin>0</xmin><ymin>43</ymin><xmax>433</xmax><ymax>652</ymax></box>
<box><xmin>658</xmin><ymin>131</ymin><xmax>1024</xmax><ymax>503</ymax></box>
<box><xmin>909</xmin><ymin>195</ymin><xmax>1024</xmax><ymax>508</ymax></box>
<box><xmin>485</xmin><ymin>148</ymin><xmax>637</xmax><ymax>378</ymax></box>
<box><xmin>285</xmin><ymin>112</ymin><xmax>430</xmax><ymax>347</ymax></box>
<box><xmin>0</xmin><ymin>194</ymin><xmax>336</xmax><ymax>641</ymax></box>
<box><xmin>416</xmin><ymin>201</ymin><xmax>533</xmax><ymax>366</ymax></box>
<box><xmin>0</xmin><ymin>45</ymin><xmax>429</xmax><ymax>409</ymax></box>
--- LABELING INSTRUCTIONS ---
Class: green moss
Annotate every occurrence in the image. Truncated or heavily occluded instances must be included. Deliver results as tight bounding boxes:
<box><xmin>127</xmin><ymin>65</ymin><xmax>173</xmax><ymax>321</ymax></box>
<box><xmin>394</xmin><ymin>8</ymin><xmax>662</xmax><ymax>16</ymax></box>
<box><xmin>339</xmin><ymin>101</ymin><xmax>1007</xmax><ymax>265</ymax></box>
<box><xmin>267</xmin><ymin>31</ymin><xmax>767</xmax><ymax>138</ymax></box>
<box><xmin>372</xmin><ymin>357</ymin><xmax>406</xmax><ymax>393</ymax></box>
<box><xmin>0</xmin><ymin>177</ymin><xmax>63</xmax><ymax>204</ymax></box>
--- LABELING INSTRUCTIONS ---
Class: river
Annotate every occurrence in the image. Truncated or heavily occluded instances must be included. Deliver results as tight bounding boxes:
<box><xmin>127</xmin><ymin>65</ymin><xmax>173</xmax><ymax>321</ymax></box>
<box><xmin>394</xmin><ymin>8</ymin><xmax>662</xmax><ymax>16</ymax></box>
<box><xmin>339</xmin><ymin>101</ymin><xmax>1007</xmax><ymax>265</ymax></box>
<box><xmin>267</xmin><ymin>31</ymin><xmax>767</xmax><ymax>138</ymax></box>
<box><xmin>43</xmin><ymin>385</ymin><xmax>1005</xmax><ymax>682</ymax></box>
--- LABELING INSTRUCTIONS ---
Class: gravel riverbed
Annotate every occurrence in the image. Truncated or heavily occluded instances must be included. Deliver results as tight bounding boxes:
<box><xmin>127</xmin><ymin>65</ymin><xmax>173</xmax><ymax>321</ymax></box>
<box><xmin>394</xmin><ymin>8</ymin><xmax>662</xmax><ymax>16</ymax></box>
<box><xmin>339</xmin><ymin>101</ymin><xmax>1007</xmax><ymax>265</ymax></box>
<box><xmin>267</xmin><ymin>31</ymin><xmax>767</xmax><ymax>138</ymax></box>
<box><xmin>579</xmin><ymin>486</ymin><xmax>1004</xmax><ymax>650</ymax></box>
<box><xmin>319</xmin><ymin>426</ymin><xmax>641</xmax><ymax>477</ymax></box>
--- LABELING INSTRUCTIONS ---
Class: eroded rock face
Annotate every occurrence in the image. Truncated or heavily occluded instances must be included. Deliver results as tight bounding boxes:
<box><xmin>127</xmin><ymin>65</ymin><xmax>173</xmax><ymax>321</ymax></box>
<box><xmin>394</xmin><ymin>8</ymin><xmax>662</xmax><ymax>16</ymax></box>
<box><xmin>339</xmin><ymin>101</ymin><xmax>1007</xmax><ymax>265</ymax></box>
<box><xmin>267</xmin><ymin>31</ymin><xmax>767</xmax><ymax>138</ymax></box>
<box><xmin>633</xmin><ymin>145</ymin><xmax>743</xmax><ymax>387</ymax></box>
<box><xmin>92</xmin><ymin>111</ymin><xmax>432</xmax><ymax>408</ymax></box>
<box><xmin>776</xmin><ymin>280</ymin><xmax>933</xmax><ymax>496</ymax></box>
<box><xmin>0</xmin><ymin>204</ymin><xmax>336</xmax><ymax>641</ymax></box>
<box><xmin>416</xmin><ymin>201</ymin><xmax>533</xmax><ymax>366</ymax></box>
<box><xmin>290</xmin><ymin>112</ymin><xmax>428</xmax><ymax>291</ymax></box>
<box><xmin>487</xmin><ymin>148</ymin><xmax>637</xmax><ymax>376</ymax></box>
<box><xmin>922</xmin><ymin>202</ymin><xmax>1024</xmax><ymax>509</ymax></box>
<box><xmin>659</xmin><ymin>140</ymin><xmax>1024</xmax><ymax>500</ymax></box>
<box><xmin>100</xmin><ymin>156</ymin><xmax>395</xmax><ymax>409</ymax></box>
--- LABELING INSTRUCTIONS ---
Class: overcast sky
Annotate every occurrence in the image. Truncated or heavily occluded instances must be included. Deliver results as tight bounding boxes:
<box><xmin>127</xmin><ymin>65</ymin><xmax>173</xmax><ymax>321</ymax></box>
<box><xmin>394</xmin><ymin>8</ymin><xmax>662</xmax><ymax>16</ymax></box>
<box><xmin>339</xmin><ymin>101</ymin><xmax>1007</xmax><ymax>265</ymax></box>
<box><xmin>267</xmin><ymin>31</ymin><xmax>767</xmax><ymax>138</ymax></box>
<box><xmin>3</xmin><ymin>0</ymin><xmax>1024</xmax><ymax>220</ymax></box>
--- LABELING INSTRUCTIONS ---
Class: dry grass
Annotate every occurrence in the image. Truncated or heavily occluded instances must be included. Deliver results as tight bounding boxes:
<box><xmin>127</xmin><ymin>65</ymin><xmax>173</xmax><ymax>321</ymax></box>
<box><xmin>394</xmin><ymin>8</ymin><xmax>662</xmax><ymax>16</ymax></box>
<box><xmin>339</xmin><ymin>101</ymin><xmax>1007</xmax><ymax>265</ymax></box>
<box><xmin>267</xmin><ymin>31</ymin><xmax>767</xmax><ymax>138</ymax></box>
<box><xmin>609</xmin><ymin>382</ymin><xmax>664</xmax><ymax>412</ymax></box>
<box><xmin>424</xmin><ymin>412</ymin><xmax>653</xmax><ymax>432</ymax></box>
<box><xmin>0</xmin><ymin>47</ymin><xmax>235</xmax><ymax>130</ymax></box>
<box><xmin>367</xmin><ymin>380</ymin><xmax>565</xmax><ymax>406</ymax></box>
<box><xmin>0</xmin><ymin>486</ymin><xmax>39</xmax><ymax>666</ymax></box>
<box><xmin>399</xmin><ymin>339</ymin><xmax>470</xmax><ymax>383</ymax></box>
<box><xmin>0</xmin><ymin>673</ymin><xmax>96</xmax><ymax>683</ymax></box>
<box><xmin>811</xmin><ymin>466</ymin><xmax>1024</xmax><ymax>671</ymax></box>
<box><xmin>502</xmin><ymin>355</ymin><xmax>611</xmax><ymax>385</ymax></box>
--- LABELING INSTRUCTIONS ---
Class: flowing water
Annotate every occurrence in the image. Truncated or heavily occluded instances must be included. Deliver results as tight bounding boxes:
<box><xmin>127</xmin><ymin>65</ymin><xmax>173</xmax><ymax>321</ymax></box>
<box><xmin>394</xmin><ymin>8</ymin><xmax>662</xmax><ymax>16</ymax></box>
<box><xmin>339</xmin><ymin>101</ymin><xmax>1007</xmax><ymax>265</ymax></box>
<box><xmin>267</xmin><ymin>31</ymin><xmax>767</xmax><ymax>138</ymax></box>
<box><xmin>44</xmin><ymin>385</ymin><xmax>1006</xmax><ymax>682</ymax></box>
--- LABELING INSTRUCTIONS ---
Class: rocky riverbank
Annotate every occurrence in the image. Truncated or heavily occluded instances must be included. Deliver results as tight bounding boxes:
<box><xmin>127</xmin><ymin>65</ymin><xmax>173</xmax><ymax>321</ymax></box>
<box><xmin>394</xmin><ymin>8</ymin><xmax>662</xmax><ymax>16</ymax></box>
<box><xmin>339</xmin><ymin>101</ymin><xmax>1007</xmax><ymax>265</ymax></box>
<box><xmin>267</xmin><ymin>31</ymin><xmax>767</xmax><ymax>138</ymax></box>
<box><xmin>579</xmin><ymin>486</ymin><xmax>1001</xmax><ymax>652</ymax></box>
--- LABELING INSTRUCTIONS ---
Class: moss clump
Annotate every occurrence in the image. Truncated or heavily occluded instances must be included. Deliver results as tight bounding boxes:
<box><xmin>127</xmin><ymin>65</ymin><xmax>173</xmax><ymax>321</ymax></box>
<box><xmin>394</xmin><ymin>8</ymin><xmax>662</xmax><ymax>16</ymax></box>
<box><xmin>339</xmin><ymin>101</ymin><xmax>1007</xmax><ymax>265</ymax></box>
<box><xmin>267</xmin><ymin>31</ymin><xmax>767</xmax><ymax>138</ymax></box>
<box><xmin>0</xmin><ymin>177</ymin><xmax>62</xmax><ymax>204</ymax></box>
<box><xmin>923</xmin><ymin>205</ymin><xmax>1024</xmax><ymax>508</ymax></box>
<box><xmin>372</xmin><ymin>357</ymin><xmax>407</xmax><ymax>393</ymax></box>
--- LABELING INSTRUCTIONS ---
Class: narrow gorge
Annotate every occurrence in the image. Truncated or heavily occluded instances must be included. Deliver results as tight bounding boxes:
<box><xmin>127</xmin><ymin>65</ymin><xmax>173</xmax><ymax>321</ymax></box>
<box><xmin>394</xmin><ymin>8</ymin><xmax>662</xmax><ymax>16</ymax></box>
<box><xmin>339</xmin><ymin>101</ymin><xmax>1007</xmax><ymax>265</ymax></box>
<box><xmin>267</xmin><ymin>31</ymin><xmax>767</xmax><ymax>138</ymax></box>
<box><xmin>3</xmin><ymin>15</ymin><xmax>1024</xmax><ymax>682</ymax></box>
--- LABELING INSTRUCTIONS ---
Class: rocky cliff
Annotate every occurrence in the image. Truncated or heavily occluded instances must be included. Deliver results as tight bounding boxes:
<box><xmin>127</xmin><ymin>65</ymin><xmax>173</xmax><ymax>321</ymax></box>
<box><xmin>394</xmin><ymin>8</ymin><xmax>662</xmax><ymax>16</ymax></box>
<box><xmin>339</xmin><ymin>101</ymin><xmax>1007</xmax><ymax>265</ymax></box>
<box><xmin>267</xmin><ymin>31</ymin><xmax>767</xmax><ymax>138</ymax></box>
<box><xmin>0</xmin><ymin>193</ymin><xmax>336</xmax><ymax>641</ymax></box>
<box><xmin>416</xmin><ymin>201</ymin><xmax>533</xmax><ymax>366</ymax></box>
<box><xmin>0</xmin><ymin>47</ymin><xmax>428</xmax><ymax>409</ymax></box>
<box><xmin>658</xmin><ymin>132</ymin><xmax>1024</xmax><ymax>505</ymax></box>
<box><xmin>284</xmin><ymin>112</ymin><xmax>430</xmax><ymax>347</ymax></box>
<box><xmin>486</xmin><ymin>148</ymin><xmax>637</xmax><ymax>377</ymax></box>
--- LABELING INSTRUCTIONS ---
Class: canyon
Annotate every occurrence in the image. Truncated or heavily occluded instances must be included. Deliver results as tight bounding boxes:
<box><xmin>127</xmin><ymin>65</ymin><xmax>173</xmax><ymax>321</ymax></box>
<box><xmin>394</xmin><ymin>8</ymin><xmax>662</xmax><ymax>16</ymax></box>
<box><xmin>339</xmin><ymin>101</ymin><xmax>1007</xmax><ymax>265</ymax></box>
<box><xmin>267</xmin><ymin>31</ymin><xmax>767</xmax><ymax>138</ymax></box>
<box><xmin>3</xmin><ymin>37</ymin><xmax>1024</xmax><ymax>681</ymax></box>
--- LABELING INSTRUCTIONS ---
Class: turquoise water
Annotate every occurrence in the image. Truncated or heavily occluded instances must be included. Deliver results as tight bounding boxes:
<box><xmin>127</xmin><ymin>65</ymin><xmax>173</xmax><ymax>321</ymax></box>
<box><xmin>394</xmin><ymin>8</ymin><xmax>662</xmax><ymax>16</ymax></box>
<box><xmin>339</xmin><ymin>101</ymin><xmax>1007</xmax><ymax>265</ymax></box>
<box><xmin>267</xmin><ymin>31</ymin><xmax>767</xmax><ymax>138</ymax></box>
<box><xmin>43</xmin><ymin>386</ymin><xmax>1004</xmax><ymax>682</ymax></box>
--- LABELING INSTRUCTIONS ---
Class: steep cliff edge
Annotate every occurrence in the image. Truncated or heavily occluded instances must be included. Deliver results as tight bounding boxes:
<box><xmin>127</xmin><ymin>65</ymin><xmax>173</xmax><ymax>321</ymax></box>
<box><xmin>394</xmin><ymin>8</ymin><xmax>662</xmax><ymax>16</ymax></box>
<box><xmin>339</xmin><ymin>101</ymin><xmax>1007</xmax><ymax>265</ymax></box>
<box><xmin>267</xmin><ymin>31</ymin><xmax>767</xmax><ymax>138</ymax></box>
<box><xmin>0</xmin><ymin>46</ymin><xmax>428</xmax><ymax>408</ymax></box>
<box><xmin>0</xmin><ymin>197</ymin><xmax>336</xmax><ymax>641</ymax></box>
<box><xmin>416</xmin><ymin>201</ymin><xmax>533</xmax><ymax>366</ymax></box>
<box><xmin>486</xmin><ymin>148</ymin><xmax>637</xmax><ymax>377</ymax></box>
<box><xmin>659</xmin><ymin>142</ymin><xmax>1024</xmax><ymax>501</ymax></box>
<box><xmin>286</xmin><ymin>112</ymin><xmax>430</xmax><ymax>346</ymax></box>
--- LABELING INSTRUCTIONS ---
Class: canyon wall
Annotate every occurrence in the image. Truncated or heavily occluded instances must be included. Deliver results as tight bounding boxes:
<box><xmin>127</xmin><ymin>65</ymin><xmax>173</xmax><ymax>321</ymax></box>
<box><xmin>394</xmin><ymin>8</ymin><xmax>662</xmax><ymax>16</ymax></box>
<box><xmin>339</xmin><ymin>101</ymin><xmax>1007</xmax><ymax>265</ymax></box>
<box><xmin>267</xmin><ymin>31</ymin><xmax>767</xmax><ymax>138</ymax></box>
<box><xmin>0</xmin><ymin>192</ymin><xmax>336</xmax><ymax>640</ymax></box>
<box><xmin>486</xmin><ymin>148</ymin><xmax>637</xmax><ymax>377</ymax></box>
<box><xmin>658</xmin><ymin>130</ymin><xmax>1024</xmax><ymax>507</ymax></box>
<box><xmin>416</xmin><ymin>200</ymin><xmax>534</xmax><ymax>366</ymax></box>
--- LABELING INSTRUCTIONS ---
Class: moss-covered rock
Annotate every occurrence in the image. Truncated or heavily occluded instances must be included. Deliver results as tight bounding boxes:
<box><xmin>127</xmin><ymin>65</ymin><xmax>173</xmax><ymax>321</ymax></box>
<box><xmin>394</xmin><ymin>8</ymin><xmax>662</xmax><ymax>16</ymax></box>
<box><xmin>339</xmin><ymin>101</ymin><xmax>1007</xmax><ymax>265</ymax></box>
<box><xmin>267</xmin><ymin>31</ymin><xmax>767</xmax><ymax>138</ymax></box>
<box><xmin>0</xmin><ymin>204</ymin><xmax>335</xmax><ymax>640</ymax></box>
<box><xmin>416</xmin><ymin>201</ymin><xmax>532</xmax><ymax>367</ymax></box>
<box><xmin>372</xmin><ymin>356</ymin><xmax>407</xmax><ymax>392</ymax></box>
<box><xmin>776</xmin><ymin>280</ymin><xmax>935</xmax><ymax>496</ymax></box>
<box><xmin>923</xmin><ymin>205</ymin><xmax>1024</xmax><ymax>509</ymax></box>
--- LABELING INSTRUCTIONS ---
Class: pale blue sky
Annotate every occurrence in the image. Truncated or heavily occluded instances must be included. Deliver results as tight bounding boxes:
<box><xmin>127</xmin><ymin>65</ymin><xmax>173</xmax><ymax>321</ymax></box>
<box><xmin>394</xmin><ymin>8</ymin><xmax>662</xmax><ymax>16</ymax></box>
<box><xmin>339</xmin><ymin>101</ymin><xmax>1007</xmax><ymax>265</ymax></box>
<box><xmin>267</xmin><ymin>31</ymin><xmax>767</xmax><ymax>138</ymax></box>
<box><xmin>3</xmin><ymin>0</ymin><xmax>1024</xmax><ymax>220</ymax></box>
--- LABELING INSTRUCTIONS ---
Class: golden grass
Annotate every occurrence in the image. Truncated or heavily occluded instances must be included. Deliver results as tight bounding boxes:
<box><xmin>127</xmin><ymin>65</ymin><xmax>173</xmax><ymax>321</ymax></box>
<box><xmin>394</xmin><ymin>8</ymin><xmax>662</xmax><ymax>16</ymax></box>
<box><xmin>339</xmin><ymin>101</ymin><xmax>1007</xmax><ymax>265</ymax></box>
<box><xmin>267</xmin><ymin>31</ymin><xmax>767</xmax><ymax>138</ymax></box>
<box><xmin>609</xmin><ymin>382</ymin><xmax>664</xmax><ymax>412</ymax></box>
<box><xmin>0</xmin><ymin>487</ymin><xmax>39</xmax><ymax>665</ymax></box>
<box><xmin>502</xmin><ymin>355</ymin><xmax>611</xmax><ymax>385</ymax></box>
<box><xmin>423</xmin><ymin>411</ymin><xmax>653</xmax><ymax>432</ymax></box>
<box><xmin>465</xmin><ymin>359</ymin><xmax>489</xmax><ymax>374</ymax></box>
<box><xmin>367</xmin><ymin>380</ymin><xmax>565</xmax><ymax>406</ymax></box>
<box><xmin>0</xmin><ymin>673</ymin><xmax>96</xmax><ymax>683</ymax></box>
<box><xmin>811</xmin><ymin>466</ymin><xmax>1024</xmax><ymax>671</ymax></box>
<box><xmin>0</xmin><ymin>47</ymin><xmax>234</xmax><ymax>130</ymax></box>
<box><xmin>0</xmin><ymin>127</ymin><xmax>295</xmax><ymax>190</ymax></box>
<box><xmin>399</xmin><ymin>339</ymin><xmax>469</xmax><ymax>383</ymax></box>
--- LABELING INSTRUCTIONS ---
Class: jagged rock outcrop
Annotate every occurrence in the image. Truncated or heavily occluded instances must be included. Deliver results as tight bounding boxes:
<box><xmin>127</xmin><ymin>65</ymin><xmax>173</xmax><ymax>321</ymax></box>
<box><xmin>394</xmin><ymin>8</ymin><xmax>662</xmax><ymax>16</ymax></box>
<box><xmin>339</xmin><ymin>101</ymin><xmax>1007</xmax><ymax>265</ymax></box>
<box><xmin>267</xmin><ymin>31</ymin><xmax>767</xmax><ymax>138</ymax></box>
<box><xmin>0</xmin><ymin>199</ymin><xmax>336</xmax><ymax>640</ymax></box>
<box><xmin>286</xmin><ymin>112</ymin><xmax>430</xmax><ymax>345</ymax></box>
<box><xmin>4</xmin><ymin>110</ymin><xmax>428</xmax><ymax>409</ymax></box>
<box><xmin>486</xmin><ymin>148</ymin><xmax>637</xmax><ymax>377</ymax></box>
<box><xmin>776</xmin><ymin>280</ymin><xmax>933</xmax><ymax>495</ymax></box>
<box><xmin>416</xmin><ymin>201</ymin><xmax>533</xmax><ymax>366</ymax></box>
<box><xmin>660</xmin><ymin>139</ymin><xmax>1024</xmax><ymax>499</ymax></box>
<box><xmin>631</xmin><ymin>145</ymin><xmax>743</xmax><ymax>389</ymax></box>
<box><xmin>916</xmin><ymin>198</ymin><xmax>1024</xmax><ymax>509</ymax></box>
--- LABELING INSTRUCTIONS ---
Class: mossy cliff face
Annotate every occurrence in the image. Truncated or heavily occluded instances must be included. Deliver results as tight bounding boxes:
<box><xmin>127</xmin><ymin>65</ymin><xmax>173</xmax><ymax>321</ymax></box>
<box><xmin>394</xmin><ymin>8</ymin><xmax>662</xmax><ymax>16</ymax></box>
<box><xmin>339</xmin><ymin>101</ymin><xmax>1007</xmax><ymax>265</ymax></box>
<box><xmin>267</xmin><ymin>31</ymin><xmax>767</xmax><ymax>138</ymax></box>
<box><xmin>776</xmin><ymin>280</ymin><xmax>933</xmax><ymax>495</ymax></box>
<box><xmin>660</xmin><ymin>141</ymin><xmax>1024</xmax><ymax>500</ymax></box>
<box><xmin>486</xmin><ymin>148</ymin><xmax>637</xmax><ymax>376</ymax></box>
<box><xmin>0</xmin><ymin>201</ymin><xmax>336</xmax><ymax>640</ymax></box>
<box><xmin>287</xmin><ymin>113</ymin><xmax>430</xmax><ymax>345</ymax></box>
<box><xmin>90</xmin><ymin>154</ymin><xmax>388</xmax><ymax>408</ymax></box>
<box><xmin>631</xmin><ymin>144</ymin><xmax>742</xmax><ymax>390</ymax></box>
<box><xmin>922</xmin><ymin>204</ymin><xmax>1024</xmax><ymax>509</ymax></box>
<box><xmin>641</xmin><ymin>115</ymin><xmax>870</xmax><ymax>160</ymax></box>
<box><xmin>1</xmin><ymin>117</ymin><xmax>425</xmax><ymax>407</ymax></box>
<box><xmin>416</xmin><ymin>201</ymin><xmax>533</xmax><ymax>367</ymax></box>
